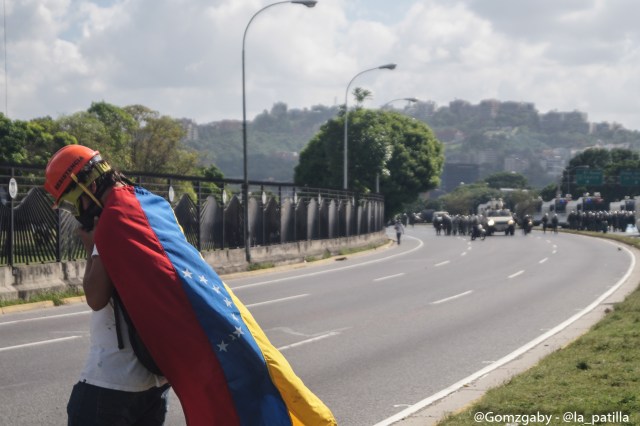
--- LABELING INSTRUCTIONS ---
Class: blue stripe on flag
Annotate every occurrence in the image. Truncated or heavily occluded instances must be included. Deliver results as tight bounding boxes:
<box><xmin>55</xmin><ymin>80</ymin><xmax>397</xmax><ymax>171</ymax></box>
<box><xmin>134</xmin><ymin>187</ymin><xmax>291</xmax><ymax>425</ymax></box>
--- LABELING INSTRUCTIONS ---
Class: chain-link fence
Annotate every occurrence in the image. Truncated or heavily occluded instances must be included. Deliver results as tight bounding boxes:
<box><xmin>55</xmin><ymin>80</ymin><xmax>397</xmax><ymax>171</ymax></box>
<box><xmin>0</xmin><ymin>164</ymin><xmax>385</xmax><ymax>266</ymax></box>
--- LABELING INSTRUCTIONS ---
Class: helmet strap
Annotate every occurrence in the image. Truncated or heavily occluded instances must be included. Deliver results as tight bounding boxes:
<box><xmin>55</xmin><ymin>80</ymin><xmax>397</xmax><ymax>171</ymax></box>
<box><xmin>70</xmin><ymin>173</ymin><xmax>104</xmax><ymax>209</ymax></box>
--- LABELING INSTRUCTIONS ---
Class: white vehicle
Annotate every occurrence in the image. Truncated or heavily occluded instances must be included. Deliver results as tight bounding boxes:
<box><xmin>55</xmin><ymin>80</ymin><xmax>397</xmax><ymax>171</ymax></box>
<box><xmin>566</xmin><ymin>192</ymin><xmax>606</xmax><ymax>218</ymax></box>
<box><xmin>609</xmin><ymin>197</ymin><xmax>635</xmax><ymax>212</ymax></box>
<box><xmin>536</xmin><ymin>196</ymin><xmax>571</xmax><ymax>228</ymax></box>
<box><xmin>484</xmin><ymin>208</ymin><xmax>516</xmax><ymax>236</ymax></box>
<box><xmin>477</xmin><ymin>198</ymin><xmax>516</xmax><ymax>236</ymax></box>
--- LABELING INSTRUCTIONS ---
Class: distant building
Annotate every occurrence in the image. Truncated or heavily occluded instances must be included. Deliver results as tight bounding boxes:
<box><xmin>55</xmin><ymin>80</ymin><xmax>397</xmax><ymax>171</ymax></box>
<box><xmin>179</xmin><ymin>118</ymin><xmax>199</xmax><ymax>141</ymax></box>
<box><xmin>441</xmin><ymin>163</ymin><xmax>480</xmax><ymax>192</ymax></box>
<box><xmin>540</xmin><ymin>110</ymin><xmax>590</xmax><ymax>134</ymax></box>
<box><xmin>504</xmin><ymin>156</ymin><xmax>529</xmax><ymax>174</ymax></box>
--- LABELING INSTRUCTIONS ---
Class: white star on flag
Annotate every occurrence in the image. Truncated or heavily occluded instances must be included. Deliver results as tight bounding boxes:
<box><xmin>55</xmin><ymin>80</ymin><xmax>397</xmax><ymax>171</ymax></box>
<box><xmin>182</xmin><ymin>268</ymin><xmax>192</xmax><ymax>279</ymax></box>
<box><xmin>212</xmin><ymin>285</ymin><xmax>221</xmax><ymax>294</ymax></box>
<box><xmin>217</xmin><ymin>340</ymin><xmax>228</xmax><ymax>352</ymax></box>
<box><xmin>233</xmin><ymin>326</ymin><xmax>244</xmax><ymax>338</ymax></box>
<box><xmin>231</xmin><ymin>313</ymin><xmax>239</xmax><ymax>322</ymax></box>
<box><xmin>199</xmin><ymin>275</ymin><xmax>208</xmax><ymax>285</ymax></box>
<box><xmin>224</xmin><ymin>298</ymin><xmax>232</xmax><ymax>307</ymax></box>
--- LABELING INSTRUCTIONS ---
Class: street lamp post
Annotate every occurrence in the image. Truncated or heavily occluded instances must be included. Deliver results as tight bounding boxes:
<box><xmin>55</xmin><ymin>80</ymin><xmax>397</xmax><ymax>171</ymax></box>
<box><xmin>343</xmin><ymin>63</ymin><xmax>397</xmax><ymax>190</ymax></box>
<box><xmin>242</xmin><ymin>0</ymin><xmax>316</xmax><ymax>262</ymax></box>
<box><xmin>565</xmin><ymin>165</ymin><xmax>589</xmax><ymax>198</ymax></box>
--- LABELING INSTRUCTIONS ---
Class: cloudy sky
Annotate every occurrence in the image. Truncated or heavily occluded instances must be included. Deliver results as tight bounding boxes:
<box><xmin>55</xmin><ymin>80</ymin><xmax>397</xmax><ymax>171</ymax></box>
<box><xmin>3</xmin><ymin>0</ymin><xmax>640</xmax><ymax>130</ymax></box>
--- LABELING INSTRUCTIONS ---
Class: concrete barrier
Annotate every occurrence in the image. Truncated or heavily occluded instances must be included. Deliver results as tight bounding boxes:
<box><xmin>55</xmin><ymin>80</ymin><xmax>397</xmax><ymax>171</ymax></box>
<box><xmin>1</xmin><ymin>231</ymin><xmax>388</xmax><ymax>302</ymax></box>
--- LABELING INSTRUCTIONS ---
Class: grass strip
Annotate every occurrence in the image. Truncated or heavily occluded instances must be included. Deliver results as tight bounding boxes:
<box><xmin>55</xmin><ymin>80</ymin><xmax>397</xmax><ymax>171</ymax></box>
<box><xmin>0</xmin><ymin>288</ymin><xmax>84</xmax><ymax>308</ymax></box>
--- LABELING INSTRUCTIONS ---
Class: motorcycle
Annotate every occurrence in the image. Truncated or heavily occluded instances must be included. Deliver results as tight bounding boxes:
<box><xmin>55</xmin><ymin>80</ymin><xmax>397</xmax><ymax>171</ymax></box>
<box><xmin>471</xmin><ymin>223</ymin><xmax>486</xmax><ymax>241</ymax></box>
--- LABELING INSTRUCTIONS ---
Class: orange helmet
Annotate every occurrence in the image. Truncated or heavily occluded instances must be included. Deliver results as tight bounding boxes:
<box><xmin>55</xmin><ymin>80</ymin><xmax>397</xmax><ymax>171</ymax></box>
<box><xmin>44</xmin><ymin>145</ymin><xmax>109</xmax><ymax>207</ymax></box>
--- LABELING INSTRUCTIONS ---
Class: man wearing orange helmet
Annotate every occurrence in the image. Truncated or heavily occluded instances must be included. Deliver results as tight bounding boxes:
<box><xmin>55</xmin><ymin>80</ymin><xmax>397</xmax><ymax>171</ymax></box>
<box><xmin>45</xmin><ymin>145</ymin><xmax>171</xmax><ymax>425</ymax></box>
<box><xmin>44</xmin><ymin>145</ymin><xmax>336</xmax><ymax>426</ymax></box>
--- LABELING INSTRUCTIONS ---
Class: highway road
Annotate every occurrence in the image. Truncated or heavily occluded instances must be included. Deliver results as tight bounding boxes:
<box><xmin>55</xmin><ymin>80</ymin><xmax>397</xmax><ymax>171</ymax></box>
<box><xmin>0</xmin><ymin>225</ymin><xmax>633</xmax><ymax>425</ymax></box>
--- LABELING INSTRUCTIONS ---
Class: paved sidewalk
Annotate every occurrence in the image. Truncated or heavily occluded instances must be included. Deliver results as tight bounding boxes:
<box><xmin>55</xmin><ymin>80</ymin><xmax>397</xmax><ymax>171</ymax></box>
<box><xmin>381</xmin><ymin>242</ymin><xmax>640</xmax><ymax>426</ymax></box>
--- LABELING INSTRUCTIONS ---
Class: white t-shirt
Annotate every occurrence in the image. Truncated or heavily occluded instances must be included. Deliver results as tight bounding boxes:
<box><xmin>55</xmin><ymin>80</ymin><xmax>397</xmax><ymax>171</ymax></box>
<box><xmin>79</xmin><ymin>247</ymin><xmax>167</xmax><ymax>392</ymax></box>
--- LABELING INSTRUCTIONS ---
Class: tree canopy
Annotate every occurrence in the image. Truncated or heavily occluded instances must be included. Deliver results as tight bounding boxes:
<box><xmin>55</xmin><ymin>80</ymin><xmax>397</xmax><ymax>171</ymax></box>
<box><xmin>484</xmin><ymin>171</ymin><xmax>528</xmax><ymax>190</ymax></box>
<box><xmin>294</xmin><ymin>109</ymin><xmax>444</xmax><ymax>216</ymax></box>
<box><xmin>0</xmin><ymin>103</ymin><xmax>221</xmax><ymax>179</ymax></box>
<box><xmin>560</xmin><ymin>147</ymin><xmax>640</xmax><ymax>203</ymax></box>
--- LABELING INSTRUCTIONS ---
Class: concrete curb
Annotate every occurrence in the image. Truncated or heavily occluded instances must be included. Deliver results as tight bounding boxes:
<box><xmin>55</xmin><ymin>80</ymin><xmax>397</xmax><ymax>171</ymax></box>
<box><xmin>1</xmin><ymin>300</ymin><xmax>55</xmax><ymax>314</ymax></box>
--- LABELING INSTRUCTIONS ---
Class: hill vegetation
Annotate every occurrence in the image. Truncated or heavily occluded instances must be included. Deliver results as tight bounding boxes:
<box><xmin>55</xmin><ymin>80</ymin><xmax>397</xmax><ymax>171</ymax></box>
<box><xmin>185</xmin><ymin>99</ymin><xmax>640</xmax><ymax>187</ymax></box>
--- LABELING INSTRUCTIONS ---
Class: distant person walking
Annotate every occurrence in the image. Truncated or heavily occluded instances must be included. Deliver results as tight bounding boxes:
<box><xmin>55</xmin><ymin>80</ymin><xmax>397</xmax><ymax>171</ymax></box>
<box><xmin>394</xmin><ymin>220</ymin><xmax>405</xmax><ymax>245</ymax></box>
<box><xmin>551</xmin><ymin>213</ymin><xmax>559</xmax><ymax>233</ymax></box>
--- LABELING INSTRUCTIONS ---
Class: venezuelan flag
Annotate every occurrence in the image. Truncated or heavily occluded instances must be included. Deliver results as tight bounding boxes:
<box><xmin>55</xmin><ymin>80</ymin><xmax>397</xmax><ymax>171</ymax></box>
<box><xmin>95</xmin><ymin>186</ymin><xmax>336</xmax><ymax>426</ymax></box>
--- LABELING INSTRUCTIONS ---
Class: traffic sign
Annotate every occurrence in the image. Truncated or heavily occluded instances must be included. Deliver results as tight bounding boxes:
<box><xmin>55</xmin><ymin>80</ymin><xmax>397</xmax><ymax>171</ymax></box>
<box><xmin>619</xmin><ymin>170</ymin><xmax>640</xmax><ymax>186</ymax></box>
<box><xmin>8</xmin><ymin>178</ymin><xmax>17</xmax><ymax>199</ymax></box>
<box><xmin>575</xmin><ymin>169</ymin><xmax>603</xmax><ymax>185</ymax></box>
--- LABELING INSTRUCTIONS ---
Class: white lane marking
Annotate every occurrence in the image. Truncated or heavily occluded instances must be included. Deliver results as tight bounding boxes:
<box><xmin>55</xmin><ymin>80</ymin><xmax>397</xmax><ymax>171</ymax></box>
<box><xmin>539</xmin><ymin>257</ymin><xmax>548</xmax><ymax>264</ymax></box>
<box><xmin>232</xmin><ymin>235</ymin><xmax>424</xmax><ymax>290</ymax></box>
<box><xmin>508</xmin><ymin>270</ymin><xmax>524</xmax><ymax>279</ymax></box>
<box><xmin>246</xmin><ymin>294</ymin><xmax>308</xmax><ymax>308</ymax></box>
<box><xmin>0</xmin><ymin>336</ymin><xmax>82</xmax><ymax>352</ymax></box>
<box><xmin>431</xmin><ymin>291</ymin><xmax>473</xmax><ymax>305</ymax></box>
<box><xmin>277</xmin><ymin>331</ymin><xmax>340</xmax><ymax>352</ymax></box>
<box><xmin>0</xmin><ymin>310</ymin><xmax>90</xmax><ymax>326</ymax></box>
<box><xmin>374</xmin><ymin>273</ymin><xmax>405</xmax><ymax>282</ymax></box>
<box><xmin>374</xmin><ymin>242</ymin><xmax>636</xmax><ymax>426</ymax></box>
<box><xmin>434</xmin><ymin>260</ymin><xmax>450</xmax><ymax>267</ymax></box>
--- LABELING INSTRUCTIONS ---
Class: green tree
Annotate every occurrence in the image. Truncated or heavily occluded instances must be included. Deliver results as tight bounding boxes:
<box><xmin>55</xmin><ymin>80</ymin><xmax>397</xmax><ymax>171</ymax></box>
<box><xmin>438</xmin><ymin>183</ymin><xmax>501</xmax><ymax>215</ymax></box>
<box><xmin>484</xmin><ymin>171</ymin><xmax>528</xmax><ymax>189</ymax></box>
<box><xmin>352</xmin><ymin>87</ymin><xmax>372</xmax><ymax>107</ymax></box>
<box><xmin>23</xmin><ymin>117</ymin><xmax>77</xmax><ymax>165</ymax></box>
<box><xmin>562</xmin><ymin>148</ymin><xmax>640</xmax><ymax>204</ymax></box>
<box><xmin>0</xmin><ymin>115</ymin><xmax>75</xmax><ymax>165</ymax></box>
<box><xmin>57</xmin><ymin>111</ymin><xmax>128</xmax><ymax>168</ymax></box>
<box><xmin>88</xmin><ymin>102</ymin><xmax>136</xmax><ymax>167</ymax></box>
<box><xmin>124</xmin><ymin>105</ymin><xmax>196</xmax><ymax>175</ymax></box>
<box><xmin>0</xmin><ymin>114</ymin><xmax>28</xmax><ymax>163</ymax></box>
<box><xmin>539</xmin><ymin>183</ymin><xmax>559</xmax><ymax>201</ymax></box>
<box><xmin>295</xmin><ymin>109</ymin><xmax>444</xmax><ymax>217</ymax></box>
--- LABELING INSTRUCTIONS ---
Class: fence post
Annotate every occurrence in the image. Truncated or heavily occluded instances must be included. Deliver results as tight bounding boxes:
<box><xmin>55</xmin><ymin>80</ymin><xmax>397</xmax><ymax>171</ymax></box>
<box><xmin>221</xmin><ymin>183</ymin><xmax>226</xmax><ymax>250</ymax></box>
<box><xmin>196</xmin><ymin>180</ymin><xmax>202</xmax><ymax>252</ymax></box>
<box><xmin>9</xmin><ymin>168</ymin><xmax>14</xmax><ymax>266</ymax></box>
<box><xmin>55</xmin><ymin>208</ymin><xmax>62</xmax><ymax>262</ymax></box>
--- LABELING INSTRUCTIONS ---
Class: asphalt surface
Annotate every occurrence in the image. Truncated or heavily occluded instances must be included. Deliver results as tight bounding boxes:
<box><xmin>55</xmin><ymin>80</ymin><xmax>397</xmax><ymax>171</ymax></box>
<box><xmin>1</xmin><ymin>226</ymin><xmax>637</xmax><ymax>425</ymax></box>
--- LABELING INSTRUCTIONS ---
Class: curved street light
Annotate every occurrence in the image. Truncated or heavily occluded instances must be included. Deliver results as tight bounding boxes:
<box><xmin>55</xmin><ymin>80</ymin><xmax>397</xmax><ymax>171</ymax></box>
<box><xmin>242</xmin><ymin>0</ymin><xmax>317</xmax><ymax>262</ymax></box>
<box><xmin>343</xmin><ymin>63</ymin><xmax>397</xmax><ymax>190</ymax></box>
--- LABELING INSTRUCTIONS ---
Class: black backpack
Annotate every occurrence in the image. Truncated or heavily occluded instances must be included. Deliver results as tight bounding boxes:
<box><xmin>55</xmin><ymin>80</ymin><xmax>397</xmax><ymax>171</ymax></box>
<box><xmin>112</xmin><ymin>291</ymin><xmax>163</xmax><ymax>376</ymax></box>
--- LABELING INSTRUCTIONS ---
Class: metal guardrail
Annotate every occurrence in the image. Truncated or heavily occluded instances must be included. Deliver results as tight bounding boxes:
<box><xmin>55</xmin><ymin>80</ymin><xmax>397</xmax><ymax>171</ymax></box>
<box><xmin>0</xmin><ymin>164</ymin><xmax>385</xmax><ymax>266</ymax></box>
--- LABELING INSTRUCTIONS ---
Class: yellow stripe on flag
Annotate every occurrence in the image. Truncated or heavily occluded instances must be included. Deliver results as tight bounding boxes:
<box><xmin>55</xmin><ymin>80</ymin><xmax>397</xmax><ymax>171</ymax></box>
<box><xmin>226</xmin><ymin>284</ymin><xmax>337</xmax><ymax>425</ymax></box>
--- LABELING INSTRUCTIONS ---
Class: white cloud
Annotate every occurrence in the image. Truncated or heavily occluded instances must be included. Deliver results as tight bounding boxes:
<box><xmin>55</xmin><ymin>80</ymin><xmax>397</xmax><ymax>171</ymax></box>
<box><xmin>2</xmin><ymin>0</ymin><xmax>640</xmax><ymax>130</ymax></box>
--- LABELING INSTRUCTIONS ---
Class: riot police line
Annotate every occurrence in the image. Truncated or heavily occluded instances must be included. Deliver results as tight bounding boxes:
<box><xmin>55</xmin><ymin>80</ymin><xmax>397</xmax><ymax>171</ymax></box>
<box><xmin>408</xmin><ymin>210</ymin><xmax>634</xmax><ymax>236</ymax></box>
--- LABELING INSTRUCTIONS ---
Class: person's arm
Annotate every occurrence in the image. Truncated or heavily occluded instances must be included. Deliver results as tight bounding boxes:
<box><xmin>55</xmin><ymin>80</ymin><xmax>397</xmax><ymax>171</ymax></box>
<box><xmin>79</xmin><ymin>222</ymin><xmax>113</xmax><ymax>311</ymax></box>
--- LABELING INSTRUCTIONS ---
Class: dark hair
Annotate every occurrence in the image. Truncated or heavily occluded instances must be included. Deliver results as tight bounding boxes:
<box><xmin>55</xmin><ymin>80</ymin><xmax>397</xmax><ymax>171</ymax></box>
<box><xmin>93</xmin><ymin>165</ymin><xmax>130</xmax><ymax>200</ymax></box>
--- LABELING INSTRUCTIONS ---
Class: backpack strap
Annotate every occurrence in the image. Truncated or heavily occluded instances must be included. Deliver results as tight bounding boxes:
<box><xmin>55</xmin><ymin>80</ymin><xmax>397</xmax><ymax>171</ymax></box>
<box><xmin>111</xmin><ymin>289</ymin><xmax>163</xmax><ymax>376</ymax></box>
<box><xmin>112</xmin><ymin>293</ymin><xmax>125</xmax><ymax>350</ymax></box>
